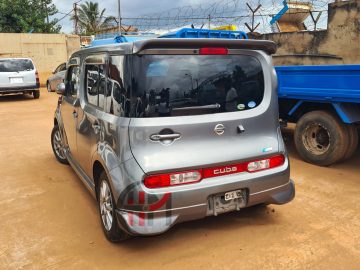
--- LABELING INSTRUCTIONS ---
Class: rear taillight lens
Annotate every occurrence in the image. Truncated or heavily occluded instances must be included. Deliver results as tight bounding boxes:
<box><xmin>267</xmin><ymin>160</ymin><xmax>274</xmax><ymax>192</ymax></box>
<box><xmin>144</xmin><ymin>170</ymin><xmax>202</xmax><ymax>188</ymax></box>
<box><xmin>199</xmin><ymin>47</ymin><xmax>228</xmax><ymax>55</ymax></box>
<box><xmin>35</xmin><ymin>71</ymin><xmax>40</xmax><ymax>84</ymax></box>
<box><xmin>144</xmin><ymin>155</ymin><xmax>285</xmax><ymax>189</ymax></box>
<box><xmin>247</xmin><ymin>155</ymin><xmax>285</xmax><ymax>172</ymax></box>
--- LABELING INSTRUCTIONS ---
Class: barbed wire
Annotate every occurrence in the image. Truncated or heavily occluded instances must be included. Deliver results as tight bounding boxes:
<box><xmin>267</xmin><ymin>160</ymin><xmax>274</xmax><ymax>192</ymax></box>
<box><xmin>110</xmin><ymin>0</ymin><xmax>334</xmax><ymax>34</ymax></box>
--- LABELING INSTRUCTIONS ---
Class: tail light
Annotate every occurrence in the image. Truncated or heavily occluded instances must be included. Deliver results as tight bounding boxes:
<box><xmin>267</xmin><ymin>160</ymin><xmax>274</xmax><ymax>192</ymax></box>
<box><xmin>247</xmin><ymin>155</ymin><xmax>285</xmax><ymax>172</ymax></box>
<box><xmin>199</xmin><ymin>47</ymin><xmax>228</xmax><ymax>55</ymax></box>
<box><xmin>144</xmin><ymin>170</ymin><xmax>202</xmax><ymax>188</ymax></box>
<box><xmin>144</xmin><ymin>155</ymin><xmax>286</xmax><ymax>189</ymax></box>
<box><xmin>35</xmin><ymin>71</ymin><xmax>40</xmax><ymax>84</ymax></box>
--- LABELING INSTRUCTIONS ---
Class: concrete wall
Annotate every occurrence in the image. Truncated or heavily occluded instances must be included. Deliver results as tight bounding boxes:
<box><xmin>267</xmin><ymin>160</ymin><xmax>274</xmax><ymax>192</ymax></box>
<box><xmin>257</xmin><ymin>0</ymin><xmax>360</xmax><ymax>66</ymax></box>
<box><xmin>0</xmin><ymin>34</ymin><xmax>80</xmax><ymax>85</ymax></box>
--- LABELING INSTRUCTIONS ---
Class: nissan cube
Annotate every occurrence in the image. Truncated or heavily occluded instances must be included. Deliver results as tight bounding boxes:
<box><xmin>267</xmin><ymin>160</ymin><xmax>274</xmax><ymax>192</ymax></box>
<box><xmin>51</xmin><ymin>38</ymin><xmax>295</xmax><ymax>242</ymax></box>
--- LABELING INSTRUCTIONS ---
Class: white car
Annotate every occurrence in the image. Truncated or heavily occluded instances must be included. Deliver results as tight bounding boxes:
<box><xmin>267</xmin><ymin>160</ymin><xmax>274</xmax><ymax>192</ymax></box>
<box><xmin>0</xmin><ymin>58</ymin><xmax>40</xmax><ymax>98</ymax></box>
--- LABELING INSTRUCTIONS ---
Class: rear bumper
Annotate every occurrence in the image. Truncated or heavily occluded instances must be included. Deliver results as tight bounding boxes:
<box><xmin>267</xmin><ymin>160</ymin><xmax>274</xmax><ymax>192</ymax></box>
<box><xmin>114</xmin><ymin>161</ymin><xmax>295</xmax><ymax>236</ymax></box>
<box><xmin>0</xmin><ymin>84</ymin><xmax>40</xmax><ymax>94</ymax></box>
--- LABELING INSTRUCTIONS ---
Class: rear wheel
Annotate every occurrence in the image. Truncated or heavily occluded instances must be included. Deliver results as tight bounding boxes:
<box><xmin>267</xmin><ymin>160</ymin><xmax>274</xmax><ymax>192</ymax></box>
<box><xmin>343</xmin><ymin>125</ymin><xmax>359</xmax><ymax>161</ymax></box>
<box><xmin>33</xmin><ymin>90</ymin><xmax>40</xmax><ymax>99</ymax></box>
<box><xmin>294</xmin><ymin>111</ymin><xmax>349</xmax><ymax>166</ymax></box>
<box><xmin>98</xmin><ymin>171</ymin><xmax>130</xmax><ymax>242</ymax></box>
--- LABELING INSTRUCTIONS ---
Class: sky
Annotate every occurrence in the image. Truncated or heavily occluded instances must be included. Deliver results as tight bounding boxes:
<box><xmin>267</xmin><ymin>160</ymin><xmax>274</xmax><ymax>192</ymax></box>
<box><xmin>52</xmin><ymin>0</ymin><xmax>211</xmax><ymax>33</ymax></box>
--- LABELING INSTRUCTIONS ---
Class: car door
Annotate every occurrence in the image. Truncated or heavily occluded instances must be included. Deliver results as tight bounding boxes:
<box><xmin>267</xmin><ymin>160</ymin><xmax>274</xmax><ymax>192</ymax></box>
<box><xmin>76</xmin><ymin>54</ymin><xmax>107</xmax><ymax>176</ymax></box>
<box><xmin>61</xmin><ymin>58</ymin><xmax>81</xmax><ymax>160</ymax></box>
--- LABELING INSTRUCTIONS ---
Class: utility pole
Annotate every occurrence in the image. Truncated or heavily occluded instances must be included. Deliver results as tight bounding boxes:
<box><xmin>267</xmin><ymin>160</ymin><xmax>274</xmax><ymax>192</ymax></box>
<box><xmin>118</xmin><ymin>0</ymin><xmax>122</xmax><ymax>35</ymax></box>
<box><xmin>73</xmin><ymin>3</ymin><xmax>79</xmax><ymax>35</ymax></box>
<box><xmin>245</xmin><ymin>3</ymin><xmax>261</xmax><ymax>33</ymax></box>
<box><xmin>208</xmin><ymin>14</ymin><xmax>211</xmax><ymax>29</ymax></box>
<box><xmin>43</xmin><ymin>1</ymin><xmax>49</xmax><ymax>24</ymax></box>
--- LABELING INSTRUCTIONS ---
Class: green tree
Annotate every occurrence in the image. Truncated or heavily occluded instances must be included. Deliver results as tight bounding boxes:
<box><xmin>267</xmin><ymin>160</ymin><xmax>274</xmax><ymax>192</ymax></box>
<box><xmin>0</xmin><ymin>0</ymin><xmax>61</xmax><ymax>33</ymax></box>
<box><xmin>72</xmin><ymin>1</ymin><xmax>115</xmax><ymax>35</ymax></box>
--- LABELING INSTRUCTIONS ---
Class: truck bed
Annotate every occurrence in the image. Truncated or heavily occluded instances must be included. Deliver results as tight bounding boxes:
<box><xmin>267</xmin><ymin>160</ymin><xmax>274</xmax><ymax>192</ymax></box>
<box><xmin>275</xmin><ymin>65</ymin><xmax>360</xmax><ymax>104</ymax></box>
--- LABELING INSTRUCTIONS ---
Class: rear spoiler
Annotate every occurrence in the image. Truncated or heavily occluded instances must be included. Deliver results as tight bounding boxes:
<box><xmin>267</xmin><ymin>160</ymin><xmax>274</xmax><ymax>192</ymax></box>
<box><xmin>133</xmin><ymin>38</ymin><xmax>277</xmax><ymax>55</ymax></box>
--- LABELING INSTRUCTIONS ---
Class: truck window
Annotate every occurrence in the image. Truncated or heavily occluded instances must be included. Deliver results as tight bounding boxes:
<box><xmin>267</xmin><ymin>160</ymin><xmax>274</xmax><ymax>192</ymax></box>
<box><xmin>131</xmin><ymin>54</ymin><xmax>264</xmax><ymax>118</ymax></box>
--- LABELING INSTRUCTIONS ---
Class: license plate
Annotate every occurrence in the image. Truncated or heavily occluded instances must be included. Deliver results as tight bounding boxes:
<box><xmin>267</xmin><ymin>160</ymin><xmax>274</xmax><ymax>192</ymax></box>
<box><xmin>10</xmin><ymin>77</ymin><xmax>23</xmax><ymax>84</ymax></box>
<box><xmin>224</xmin><ymin>190</ymin><xmax>243</xmax><ymax>201</ymax></box>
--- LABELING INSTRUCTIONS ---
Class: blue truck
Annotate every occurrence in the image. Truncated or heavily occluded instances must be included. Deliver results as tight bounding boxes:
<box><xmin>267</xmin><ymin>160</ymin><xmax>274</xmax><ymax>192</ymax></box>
<box><xmin>276</xmin><ymin>65</ymin><xmax>360</xmax><ymax>166</ymax></box>
<box><xmin>90</xmin><ymin>28</ymin><xmax>360</xmax><ymax>166</ymax></box>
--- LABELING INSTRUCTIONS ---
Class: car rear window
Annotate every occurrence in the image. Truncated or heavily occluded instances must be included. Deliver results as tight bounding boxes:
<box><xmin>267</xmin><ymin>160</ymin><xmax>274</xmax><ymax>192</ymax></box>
<box><xmin>0</xmin><ymin>59</ymin><xmax>34</xmax><ymax>72</ymax></box>
<box><xmin>131</xmin><ymin>55</ymin><xmax>264</xmax><ymax>118</ymax></box>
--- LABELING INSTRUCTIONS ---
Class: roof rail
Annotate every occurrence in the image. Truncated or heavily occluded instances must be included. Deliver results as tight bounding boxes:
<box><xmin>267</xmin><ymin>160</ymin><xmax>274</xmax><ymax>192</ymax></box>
<box><xmin>159</xmin><ymin>28</ymin><xmax>248</xmax><ymax>40</ymax></box>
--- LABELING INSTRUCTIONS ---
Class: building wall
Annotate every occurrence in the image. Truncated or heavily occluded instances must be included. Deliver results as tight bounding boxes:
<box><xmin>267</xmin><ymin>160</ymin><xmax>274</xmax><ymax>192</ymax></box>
<box><xmin>258</xmin><ymin>0</ymin><xmax>360</xmax><ymax>66</ymax></box>
<box><xmin>0</xmin><ymin>33</ymin><xmax>80</xmax><ymax>85</ymax></box>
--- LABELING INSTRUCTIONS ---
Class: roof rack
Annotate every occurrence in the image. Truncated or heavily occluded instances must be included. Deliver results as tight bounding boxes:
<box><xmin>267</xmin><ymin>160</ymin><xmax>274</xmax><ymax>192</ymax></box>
<box><xmin>159</xmin><ymin>28</ymin><xmax>248</xmax><ymax>40</ymax></box>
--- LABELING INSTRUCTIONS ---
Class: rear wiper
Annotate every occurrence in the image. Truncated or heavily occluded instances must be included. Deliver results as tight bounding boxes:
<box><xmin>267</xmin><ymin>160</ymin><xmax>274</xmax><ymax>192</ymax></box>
<box><xmin>172</xmin><ymin>103</ymin><xmax>221</xmax><ymax>111</ymax></box>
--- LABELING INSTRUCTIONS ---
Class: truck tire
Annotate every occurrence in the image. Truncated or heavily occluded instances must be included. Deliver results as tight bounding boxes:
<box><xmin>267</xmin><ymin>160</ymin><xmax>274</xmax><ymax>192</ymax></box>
<box><xmin>342</xmin><ymin>125</ymin><xmax>359</xmax><ymax>161</ymax></box>
<box><xmin>294</xmin><ymin>111</ymin><xmax>349</xmax><ymax>166</ymax></box>
<box><xmin>33</xmin><ymin>90</ymin><xmax>40</xmax><ymax>99</ymax></box>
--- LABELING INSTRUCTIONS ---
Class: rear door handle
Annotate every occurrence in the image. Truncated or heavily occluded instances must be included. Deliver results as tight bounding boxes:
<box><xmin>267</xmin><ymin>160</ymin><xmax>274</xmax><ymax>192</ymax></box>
<box><xmin>150</xmin><ymin>133</ymin><xmax>181</xmax><ymax>141</ymax></box>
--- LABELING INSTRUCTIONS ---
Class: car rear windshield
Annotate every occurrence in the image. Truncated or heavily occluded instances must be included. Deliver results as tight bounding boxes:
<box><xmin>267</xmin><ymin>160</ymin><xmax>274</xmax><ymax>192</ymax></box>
<box><xmin>0</xmin><ymin>59</ymin><xmax>34</xmax><ymax>72</ymax></box>
<box><xmin>131</xmin><ymin>54</ymin><xmax>264</xmax><ymax>117</ymax></box>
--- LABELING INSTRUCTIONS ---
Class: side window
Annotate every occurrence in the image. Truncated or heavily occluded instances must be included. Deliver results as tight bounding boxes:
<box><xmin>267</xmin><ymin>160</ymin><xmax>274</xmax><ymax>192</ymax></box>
<box><xmin>66</xmin><ymin>65</ymin><xmax>80</xmax><ymax>98</ymax></box>
<box><xmin>85</xmin><ymin>64</ymin><xmax>106</xmax><ymax>108</ymax></box>
<box><xmin>105</xmin><ymin>56</ymin><xmax>129</xmax><ymax>117</ymax></box>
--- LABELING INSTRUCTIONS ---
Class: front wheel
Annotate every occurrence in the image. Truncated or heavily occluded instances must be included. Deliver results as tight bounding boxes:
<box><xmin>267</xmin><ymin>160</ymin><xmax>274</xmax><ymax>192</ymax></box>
<box><xmin>51</xmin><ymin>125</ymin><xmax>69</xmax><ymax>165</ymax></box>
<box><xmin>294</xmin><ymin>111</ymin><xmax>349</xmax><ymax>166</ymax></box>
<box><xmin>98</xmin><ymin>171</ymin><xmax>130</xmax><ymax>242</ymax></box>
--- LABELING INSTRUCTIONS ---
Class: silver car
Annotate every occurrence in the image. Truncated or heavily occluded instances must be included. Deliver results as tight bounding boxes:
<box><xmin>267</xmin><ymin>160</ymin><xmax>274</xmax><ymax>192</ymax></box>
<box><xmin>51</xmin><ymin>38</ymin><xmax>295</xmax><ymax>242</ymax></box>
<box><xmin>0</xmin><ymin>58</ymin><xmax>40</xmax><ymax>98</ymax></box>
<box><xmin>46</xmin><ymin>62</ymin><xmax>67</xmax><ymax>92</ymax></box>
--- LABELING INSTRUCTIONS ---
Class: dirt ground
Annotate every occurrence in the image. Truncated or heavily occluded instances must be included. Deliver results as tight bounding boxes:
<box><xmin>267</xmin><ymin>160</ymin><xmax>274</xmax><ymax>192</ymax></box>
<box><xmin>0</xmin><ymin>89</ymin><xmax>359</xmax><ymax>270</ymax></box>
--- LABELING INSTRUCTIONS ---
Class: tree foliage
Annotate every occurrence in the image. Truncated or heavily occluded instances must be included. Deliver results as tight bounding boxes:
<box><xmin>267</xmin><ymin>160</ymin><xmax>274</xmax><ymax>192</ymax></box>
<box><xmin>0</xmin><ymin>0</ymin><xmax>61</xmax><ymax>33</ymax></box>
<box><xmin>72</xmin><ymin>1</ymin><xmax>116</xmax><ymax>35</ymax></box>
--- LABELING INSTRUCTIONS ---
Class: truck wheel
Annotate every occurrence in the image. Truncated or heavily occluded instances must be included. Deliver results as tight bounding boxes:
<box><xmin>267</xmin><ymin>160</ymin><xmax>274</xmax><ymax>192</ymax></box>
<box><xmin>294</xmin><ymin>111</ymin><xmax>349</xmax><ymax>166</ymax></box>
<box><xmin>33</xmin><ymin>90</ymin><xmax>40</xmax><ymax>99</ymax></box>
<box><xmin>342</xmin><ymin>125</ymin><xmax>359</xmax><ymax>161</ymax></box>
<box><xmin>51</xmin><ymin>125</ymin><xmax>69</xmax><ymax>165</ymax></box>
<box><xmin>98</xmin><ymin>171</ymin><xmax>130</xmax><ymax>242</ymax></box>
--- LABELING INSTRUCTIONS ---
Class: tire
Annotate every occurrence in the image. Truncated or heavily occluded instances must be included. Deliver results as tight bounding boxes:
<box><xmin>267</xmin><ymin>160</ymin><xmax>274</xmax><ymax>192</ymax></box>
<box><xmin>98</xmin><ymin>171</ymin><xmax>130</xmax><ymax>242</ymax></box>
<box><xmin>33</xmin><ymin>90</ymin><xmax>40</xmax><ymax>99</ymax></box>
<box><xmin>342</xmin><ymin>125</ymin><xmax>359</xmax><ymax>161</ymax></box>
<box><xmin>294</xmin><ymin>111</ymin><xmax>349</xmax><ymax>166</ymax></box>
<box><xmin>47</xmin><ymin>82</ymin><xmax>52</xmax><ymax>92</ymax></box>
<box><xmin>51</xmin><ymin>125</ymin><xmax>69</xmax><ymax>165</ymax></box>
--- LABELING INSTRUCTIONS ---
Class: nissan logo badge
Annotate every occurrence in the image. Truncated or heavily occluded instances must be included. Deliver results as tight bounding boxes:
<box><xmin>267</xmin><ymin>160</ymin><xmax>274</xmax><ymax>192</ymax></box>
<box><xmin>214</xmin><ymin>124</ymin><xmax>225</xmax><ymax>136</ymax></box>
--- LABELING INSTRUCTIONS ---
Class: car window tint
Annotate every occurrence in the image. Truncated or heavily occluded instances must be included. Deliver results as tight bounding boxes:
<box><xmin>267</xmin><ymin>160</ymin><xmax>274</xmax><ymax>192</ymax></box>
<box><xmin>105</xmin><ymin>56</ymin><xmax>130</xmax><ymax>117</ymax></box>
<box><xmin>132</xmin><ymin>55</ymin><xmax>264</xmax><ymax>118</ymax></box>
<box><xmin>0</xmin><ymin>59</ymin><xmax>34</xmax><ymax>72</ymax></box>
<box><xmin>66</xmin><ymin>66</ymin><xmax>80</xmax><ymax>98</ymax></box>
<box><xmin>85</xmin><ymin>64</ymin><xmax>106</xmax><ymax>108</ymax></box>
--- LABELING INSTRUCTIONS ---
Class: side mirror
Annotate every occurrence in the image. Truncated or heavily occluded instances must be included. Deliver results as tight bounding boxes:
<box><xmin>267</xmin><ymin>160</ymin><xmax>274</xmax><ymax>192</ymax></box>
<box><xmin>56</xmin><ymin>83</ymin><xmax>66</xmax><ymax>95</ymax></box>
